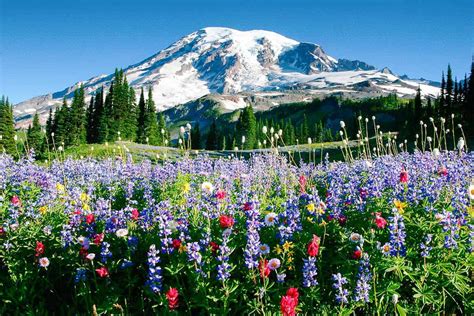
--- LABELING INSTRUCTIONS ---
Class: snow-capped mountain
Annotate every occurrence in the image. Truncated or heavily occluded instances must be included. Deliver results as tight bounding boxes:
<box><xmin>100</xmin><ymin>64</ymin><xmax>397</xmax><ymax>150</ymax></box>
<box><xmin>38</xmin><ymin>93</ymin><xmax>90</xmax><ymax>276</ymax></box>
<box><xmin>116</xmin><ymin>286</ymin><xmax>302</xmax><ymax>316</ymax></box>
<box><xmin>14</xmin><ymin>27</ymin><xmax>440</xmax><ymax>126</ymax></box>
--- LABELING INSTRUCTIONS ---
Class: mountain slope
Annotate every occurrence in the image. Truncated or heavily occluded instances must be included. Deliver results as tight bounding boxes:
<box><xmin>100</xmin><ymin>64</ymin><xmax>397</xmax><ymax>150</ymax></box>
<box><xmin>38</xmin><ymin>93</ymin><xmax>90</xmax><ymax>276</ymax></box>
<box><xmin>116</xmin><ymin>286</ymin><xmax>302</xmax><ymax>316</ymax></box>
<box><xmin>14</xmin><ymin>27</ymin><xmax>440</xmax><ymax>126</ymax></box>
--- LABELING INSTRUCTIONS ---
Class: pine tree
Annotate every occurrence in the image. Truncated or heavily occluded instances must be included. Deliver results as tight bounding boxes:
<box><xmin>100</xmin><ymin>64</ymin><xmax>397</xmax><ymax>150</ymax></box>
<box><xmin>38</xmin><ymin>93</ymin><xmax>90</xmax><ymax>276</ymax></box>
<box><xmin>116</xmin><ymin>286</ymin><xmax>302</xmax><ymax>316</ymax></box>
<box><xmin>157</xmin><ymin>112</ymin><xmax>166</xmax><ymax>145</ymax></box>
<box><xmin>191</xmin><ymin>123</ymin><xmax>201</xmax><ymax>149</ymax></box>
<box><xmin>53</xmin><ymin>98</ymin><xmax>69</xmax><ymax>146</ymax></box>
<box><xmin>27</xmin><ymin>112</ymin><xmax>43</xmax><ymax>152</ymax></box>
<box><xmin>124</xmin><ymin>86</ymin><xmax>137</xmax><ymax>141</ymax></box>
<box><xmin>454</xmin><ymin>78</ymin><xmax>459</xmax><ymax>105</ymax></box>
<box><xmin>45</xmin><ymin>108</ymin><xmax>54</xmax><ymax>147</ymax></box>
<box><xmin>92</xmin><ymin>88</ymin><xmax>106</xmax><ymax>143</ymax></box>
<box><xmin>465</xmin><ymin>60</ymin><xmax>474</xmax><ymax>125</ymax></box>
<box><xmin>0</xmin><ymin>97</ymin><xmax>16</xmax><ymax>154</ymax></box>
<box><xmin>86</xmin><ymin>96</ymin><xmax>95</xmax><ymax>143</ymax></box>
<box><xmin>69</xmin><ymin>86</ymin><xmax>86</xmax><ymax>146</ymax></box>
<box><xmin>446</xmin><ymin>64</ymin><xmax>453</xmax><ymax>109</ymax></box>
<box><xmin>426</xmin><ymin>98</ymin><xmax>433</xmax><ymax>118</ymax></box>
<box><xmin>414</xmin><ymin>86</ymin><xmax>422</xmax><ymax>121</ymax></box>
<box><xmin>440</xmin><ymin>71</ymin><xmax>446</xmax><ymax>107</ymax></box>
<box><xmin>235</xmin><ymin>105</ymin><xmax>257</xmax><ymax>149</ymax></box>
<box><xmin>144</xmin><ymin>88</ymin><xmax>159</xmax><ymax>145</ymax></box>
<box><xmin>206</xmin><ymin>120</ymin><xmax>219</xmax><ymax>150</ymax></box>
<box><xmin>136</xmin><ymin>88</ymin><xmax>147</xmax><ymax>143</ymax></box>
<box><xmin>104</xmin><ymin>83</ymin><xmax>114</xmax><ymax>142</ymax></box>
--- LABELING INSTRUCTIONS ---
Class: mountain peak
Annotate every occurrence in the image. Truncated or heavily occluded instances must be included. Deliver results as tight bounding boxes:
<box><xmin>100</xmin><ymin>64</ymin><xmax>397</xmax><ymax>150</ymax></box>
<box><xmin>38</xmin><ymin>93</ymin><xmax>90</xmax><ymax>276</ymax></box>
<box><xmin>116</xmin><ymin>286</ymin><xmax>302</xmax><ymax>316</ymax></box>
<box><xmin>13</xmin><ymin>27</ymin><xmax>439</xmax><ymax>127</ymax></box>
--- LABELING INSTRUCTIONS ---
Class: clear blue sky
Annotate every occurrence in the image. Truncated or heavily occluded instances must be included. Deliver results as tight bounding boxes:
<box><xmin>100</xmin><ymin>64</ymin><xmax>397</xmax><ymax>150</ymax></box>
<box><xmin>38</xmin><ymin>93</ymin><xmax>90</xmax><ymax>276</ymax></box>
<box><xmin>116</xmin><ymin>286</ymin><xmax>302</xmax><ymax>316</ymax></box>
<box><xmin>1</xmin><ymin>0</ymin><xmax>472</xmax><ymax>103</ymax></box>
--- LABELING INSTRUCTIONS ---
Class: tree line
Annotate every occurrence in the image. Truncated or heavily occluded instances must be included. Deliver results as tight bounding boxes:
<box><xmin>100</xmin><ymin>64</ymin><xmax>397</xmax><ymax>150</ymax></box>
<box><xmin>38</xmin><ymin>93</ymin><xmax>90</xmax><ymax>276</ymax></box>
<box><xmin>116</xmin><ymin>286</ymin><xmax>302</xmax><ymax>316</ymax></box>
<box><xmin>1</xmin><ymin>61</ymin><xmax>473</xmax><ymax>156</ymax></box>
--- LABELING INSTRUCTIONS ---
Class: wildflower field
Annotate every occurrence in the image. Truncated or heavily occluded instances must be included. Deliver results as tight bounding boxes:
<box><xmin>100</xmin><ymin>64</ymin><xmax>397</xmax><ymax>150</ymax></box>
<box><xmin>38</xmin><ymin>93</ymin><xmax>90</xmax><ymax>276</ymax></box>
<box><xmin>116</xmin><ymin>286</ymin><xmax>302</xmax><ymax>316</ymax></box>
<box><xmin>0</xmin><ymin>150</ymin><xmax>473</xmax><ymax>315</ymax></box>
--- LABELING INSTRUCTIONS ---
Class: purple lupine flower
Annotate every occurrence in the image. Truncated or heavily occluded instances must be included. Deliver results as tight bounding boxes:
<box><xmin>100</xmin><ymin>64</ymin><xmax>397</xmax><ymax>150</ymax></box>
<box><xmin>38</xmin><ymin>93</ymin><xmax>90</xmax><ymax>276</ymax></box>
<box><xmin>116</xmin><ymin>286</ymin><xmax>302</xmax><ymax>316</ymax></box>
<box><xmin>302</xmin><ymin>256</ymin><xmax>318</xmax><ymax>288</ymax></box>
<box><xmin>439</xmin><ymin>211</ymin><xmax>459</xmax><ymax>249</ymax></box>
<box><xmin>216</xmin><ymin>231</ymin><xmax>231</xmax><ymax>281</ymax></box>
<box><xmin>420</xmin><ymin>234</ymin><xmax>433</xmax><ymax>257</ymax></box>
<box><xmin>60</xmin><ymin>224</ymin><xmax>73</xmax><ymax>247</ymax></box>
<box><xmin>277</xmin><ymin>197</ymin><xmax>302</xmax><ymax>243</ymax></box>
<box><xmin>332</xmin><ymin>273</ymin><xmax>349</xmax><ymax>304</ymax></box>
<box><xmin>146</xmin><ymin>244</ymin><xmax>162</xmax><ymax>293</ymax></box>
<box><xmin>387</xmin><ymin>209</ymin><xmax>406</xmax><ymax>256</ymax></box>
<box><xmin>243</xmin><ymin>201</ymin><xmax>261</xmax><ymax>269</ymax></box>
<box><xmin>74</xmin><ymin>268</ymin><xmax>87</xmax><ymax>284</ymax></box>
<box><xmin>353</xmin><ymin>253</ymin><xmax>371</xmax><ymax>303</ymax></box>
<box><xmin>100</xmin><ymin>242</ymin><xmax>112</xmax><ymax>263</ymax></box>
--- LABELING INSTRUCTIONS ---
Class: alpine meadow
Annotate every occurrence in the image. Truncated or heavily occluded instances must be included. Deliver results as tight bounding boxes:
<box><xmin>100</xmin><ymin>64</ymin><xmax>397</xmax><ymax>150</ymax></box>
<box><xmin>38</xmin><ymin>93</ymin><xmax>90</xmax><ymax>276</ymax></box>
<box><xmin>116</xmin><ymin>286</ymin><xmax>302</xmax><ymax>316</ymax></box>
<box><xmin>0</xmin><ymin>1</ymin><xmax>473</xmax><ymax>315</ymax></box>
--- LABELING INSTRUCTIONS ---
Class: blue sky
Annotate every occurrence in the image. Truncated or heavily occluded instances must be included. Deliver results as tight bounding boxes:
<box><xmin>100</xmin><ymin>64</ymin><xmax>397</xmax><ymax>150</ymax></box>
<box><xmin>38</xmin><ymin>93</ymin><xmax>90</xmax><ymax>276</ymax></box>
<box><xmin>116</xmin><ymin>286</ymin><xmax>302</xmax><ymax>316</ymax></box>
<box><xmin>1</xmin><ymin>0</ymin><xmax>472</xmax><ymax>103</ymax></box>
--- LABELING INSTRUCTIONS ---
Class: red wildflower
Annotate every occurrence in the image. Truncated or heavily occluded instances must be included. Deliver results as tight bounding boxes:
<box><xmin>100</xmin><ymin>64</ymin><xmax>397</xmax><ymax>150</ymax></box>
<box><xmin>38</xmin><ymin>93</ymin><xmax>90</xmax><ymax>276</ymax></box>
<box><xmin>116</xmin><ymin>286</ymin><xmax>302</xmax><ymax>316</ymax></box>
<box><xmin>359</xmin><ymin>188</ymin><xmax>368</xmax><ymax>199</ymax></box>
<box><xmin>11</xmin><ymin>196</ymin><xmax>21</xmax><ymax>206</ymax></box>
<box><xmin>352</xmin><ymin>249</ymin><xmax>362</xmax><ymax>260</ymax></box>
<box><xmin>280</xmin><ymin>295</ymin><xmax>297</xmax><ymax>316</ymax></box>
<box><xmin>85</xmin><ymin>213</ymin><xmax>95</xmax><ymax>224</ymax></box>
<box><xmin>299</xmin><ymin>175</ymin><xmax>307</xmax><ymax>193</ymax></box>
<box><xmin>35</xmin><ymin>241</ymin><xmax>45</xmax><ymax>257</ymax></box>
<box><xmin>216</xmin><ymin>189</ymin><xmax>226</xmax><ymax>200</ymax></box>
<box><xmin>243</xmin><ymin>202</ymin><xmax>254</xmax><ymax>211</ymax></box>
<box><xmin>74</xmin><ymin>209</ymin><xmax>82</xmax><ymax>215</ymax></box>
<box><xmin>374</xmin><ymin>212</ymin><xmax>387</xmax><ymax>229</ymax></box>
<box><xmin>219</xmin><ymin>215</ymin><xmax>234</xmax><ymax>229</ymax></box>
<box><xmin>280</xmin><ymin>288</ymin><xmax>299</xmax><ymax>316</ymax></box>
<box><xmin>95</xmin><ymin>266</ymin><xmax>109</xmax><ymax>278</ymax></box>
<box><xmin>93</xmin><ymin>233</ymin><xmax>104</xmax><ymax>245</ymax></box>
<box><xmin>79</xmin><ymin>247</ymin><xmax>88</xmax><ymax>258</ymax></box>
<box><xmin>209</xmin><ymin>241</ymin><xmax>219</xmax><ymax>253</ymax></box>
<box><xmin>0</xmin><ymin>227</ymin><xmax>5</xmax><ymax>237</ymax></box>
<box><xmin>400</xmin><ymin>169</ymin><xmax>408</xmax><ymax>183</ymax></box>
<box><xmin>286</xmin><ymin>287</ymin><xmax>299</xmax><ymax>304</ymax></box>
<box><xmin>307</xmin><ymin>235</ymin><xmax>320</xmax><ymax>257</ymax></box>
<box><xmin>166</xmin><ymin>287</ymin><xmax>179</xmax><ymax>310</ymax></box>
<box><xmin>438</xmin><ymin>166</ymin><xmax>448</xmax><ymax>176</ymax></box>
<box><xmin>172</xmin><ymin>239</ymin><xmax>182</xmax><ymax>250</ymax></box>
<box><xmin>131</xmin><ymin>208</ymin><xmax>140</xmax><ymax>220</ymax></box>
<box><xmin>338</xmin><ymin>215</ymin><xmax>347</xmax><ymax>226</ymax></box>
<box><xmin>259</xmin><ymin>259</ymin><xmax>270</xmax><ymax>278</ymax></box>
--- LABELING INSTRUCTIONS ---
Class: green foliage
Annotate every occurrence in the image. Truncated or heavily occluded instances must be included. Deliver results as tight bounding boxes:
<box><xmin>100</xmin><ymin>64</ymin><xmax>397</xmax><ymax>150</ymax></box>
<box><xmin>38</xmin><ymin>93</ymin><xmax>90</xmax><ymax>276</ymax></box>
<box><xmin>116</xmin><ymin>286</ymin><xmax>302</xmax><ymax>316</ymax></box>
<box><xmin>0</xmin><ymin>96</ymin><xmax>16</xmax><ymax>154</ymax></box>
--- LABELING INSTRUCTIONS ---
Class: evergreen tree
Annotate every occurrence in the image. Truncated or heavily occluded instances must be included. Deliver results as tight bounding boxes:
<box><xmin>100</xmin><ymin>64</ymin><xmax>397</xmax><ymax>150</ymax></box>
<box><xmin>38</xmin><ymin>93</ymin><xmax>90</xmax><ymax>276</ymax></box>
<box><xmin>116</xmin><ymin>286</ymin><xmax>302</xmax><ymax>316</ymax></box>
<box><xmin>136</xmin><ymin>88</ymin><xmax>147</xmax><ymax>143</ymax></box>
<box><xmin>440</xmin><ymin>71</ymin><xmax>446</xmax><ymax>107</ymax></box>
<box><xmin>27</xmin><ymin>112</ymin><xmax>43</xmax><ymax>152</ymax></box>
<box><xmin>191</xmin><ymin>123</ymin><xmax>201</xmax><ymax>149</ymax></box>
<box><xmin>426</xmin><ymin>98</ymin><xmax>433</xmax><ymax>118</ymax></box>
<box><xmin>92</xmin><ymin>88</ymin><xmax>106</xmax><ymax>143</ymax></box>
<box><xmin>144</xmin><ymin>88</ymin><xmax>159</xmax><ymax>145</ymax></box>
<box><xmin>454</xmin><ymin>78</ymin><xmax>459</xmax><ymax>104</ymax></box>
<box><xmin>446</xmin><ymin>64</ymin><xmax>453</xmax><ymax>109</ymax></box>
<box><xmin>69</xmin><ymin>86</ymin><xmax>86</xmax><ymax>146</ymax></box>
<box><xmin>466</xmin><ymin>60</ymin><xmax>474</xmax><ymax>125</ymax></box>
<box><xmin>206</xmin><ymin>120</ymin><xmax>219</xmax><ymax>150</ymax></box>
<box><xmin>235</xmin><ymin>105</ymin><xmax>257</xmax><ymax>149</ymax></box>
<box><xmin>157</xmin><ymin>112</ymin><xmax>166</xmax><ymax>145</ymax></box>
<box><xmin>45</xmin><ymin>108</ymin><xmax>53</xmax><ymax>147</ymax></box>
<box><xmin>0</xmin><ymin>97</ymin><xmax>16</xmax><ymax>154</ymax></box>
<box><xmin>53</xmin><ymin>98</ymin><xmax>69</xmax><ymax>146</ymax></box>
<box><xmin>104</xmin><ymin>83</ymin><xmax>114</xmax><ymax>142</ymax></box>
<box><xmin>86</xmin><ymin>96</ymin><xmax>95</xmax><ymax>143</ymax></box>
<box><xmin>414</xmin><ymin>86</ymin><xmax>422</xmax><ymax>120</ymax></box>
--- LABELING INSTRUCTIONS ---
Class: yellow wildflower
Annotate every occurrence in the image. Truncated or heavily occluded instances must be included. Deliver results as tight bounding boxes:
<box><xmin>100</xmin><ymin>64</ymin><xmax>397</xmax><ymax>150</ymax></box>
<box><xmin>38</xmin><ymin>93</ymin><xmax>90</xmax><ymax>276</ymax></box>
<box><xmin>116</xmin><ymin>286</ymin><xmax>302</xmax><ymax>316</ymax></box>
<box><xmin>179</xmin><ymin>245</ymin><xmax>187</xmax><ymax>253</ymax></box>
<box><xmin>394</xmin><ymin>200</ymin><xmax>407</xmax><ymax>214</ymax></box>
<box><xmin>83</xmin><ymin>204</ymin><xmax>91</xmax><ymax>211</ymax></box>
<box><xmin>307</xmin><ymin>216</ymin><xmax>314</xmax><ymax>223</ymax></box>
<box><xmin>183</xmin><ymin>183</ymin><xmax>191</xmax><ymax>193</ymax></box>
<box><xmin>306</xmin><ymin>203</ymin><xmax>315</xmax><ymax>212</ymax></box>
<box><xmin>56</xmin><ymin>183</ymin><xmax>65</xmax><ymax>194</ymax></box>
<box><xmin>275</xmin><ymin>245</ymin><xmax>283</xmax><ymax>255</ymax></box>
<box><xmin>39</xmin><ymin>206</ymin><xmax>48</xmax><ymax>215</ymax></box>
<box><xmin>80</xmin><ymin>192</ymin><xmax>90</xmax><ymax>203</ymax></box>
<box><xmin>282</xmin><ymin>241</ymin><xmax>294</xmax><ymax>252</ymax></box>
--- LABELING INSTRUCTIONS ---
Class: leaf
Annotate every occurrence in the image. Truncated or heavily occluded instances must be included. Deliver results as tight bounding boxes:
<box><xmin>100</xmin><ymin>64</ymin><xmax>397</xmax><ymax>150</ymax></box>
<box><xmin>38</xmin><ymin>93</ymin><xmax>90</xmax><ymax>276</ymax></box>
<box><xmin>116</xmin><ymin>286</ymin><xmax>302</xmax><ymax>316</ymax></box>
<box><xmin>396</xmin><ymin>304</ymin><xmax>407</xmax><ymax>316</ymax></box>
